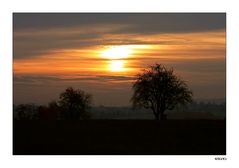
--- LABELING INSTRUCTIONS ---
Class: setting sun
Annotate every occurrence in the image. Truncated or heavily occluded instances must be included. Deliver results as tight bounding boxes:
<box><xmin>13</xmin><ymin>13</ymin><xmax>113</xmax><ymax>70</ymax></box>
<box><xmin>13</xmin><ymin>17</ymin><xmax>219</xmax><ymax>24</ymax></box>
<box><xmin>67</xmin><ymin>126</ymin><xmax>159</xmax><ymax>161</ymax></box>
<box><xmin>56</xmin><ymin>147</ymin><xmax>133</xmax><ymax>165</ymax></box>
<box><xmin>101</xmin><ymin>46</ymin><xmax>132</xmax><ymax>59</ymax></box>
<box><xmin>100</xmin><ymin>45</ymin><xmax>150</xmax><ymax>72</ymax></box>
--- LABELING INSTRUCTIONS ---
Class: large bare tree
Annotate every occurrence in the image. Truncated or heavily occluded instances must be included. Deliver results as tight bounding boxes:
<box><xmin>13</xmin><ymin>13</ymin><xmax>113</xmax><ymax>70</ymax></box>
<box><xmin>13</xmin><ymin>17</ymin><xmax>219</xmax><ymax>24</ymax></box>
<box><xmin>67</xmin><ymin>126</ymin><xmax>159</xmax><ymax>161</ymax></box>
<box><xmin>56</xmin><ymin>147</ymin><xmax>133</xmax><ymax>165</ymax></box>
<box><xmin>131</xmin><ymin>64</ymin><xmax>193</xmax><ymax>120</ymax></box>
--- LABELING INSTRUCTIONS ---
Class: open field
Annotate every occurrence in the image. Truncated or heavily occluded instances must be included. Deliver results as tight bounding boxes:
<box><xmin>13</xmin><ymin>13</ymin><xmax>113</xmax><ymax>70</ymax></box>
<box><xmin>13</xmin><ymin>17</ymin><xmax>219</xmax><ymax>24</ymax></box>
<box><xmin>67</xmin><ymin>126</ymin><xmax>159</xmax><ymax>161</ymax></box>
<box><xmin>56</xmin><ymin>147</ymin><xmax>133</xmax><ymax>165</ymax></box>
<box><xmin>13</xmin><ymin>119</ymin><xmax>226</xmax><ymax>155</ymax></box>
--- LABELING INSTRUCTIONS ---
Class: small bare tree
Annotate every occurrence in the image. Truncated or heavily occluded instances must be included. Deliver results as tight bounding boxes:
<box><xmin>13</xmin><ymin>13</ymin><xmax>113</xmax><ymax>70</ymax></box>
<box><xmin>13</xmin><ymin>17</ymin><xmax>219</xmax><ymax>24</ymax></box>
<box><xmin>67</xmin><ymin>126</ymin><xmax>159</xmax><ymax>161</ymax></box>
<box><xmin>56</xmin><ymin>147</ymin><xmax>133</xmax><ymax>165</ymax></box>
<box><xmin>59</xmin><ymin>87</ymin><xmax>92</xmax><ymax>120</ymax></box>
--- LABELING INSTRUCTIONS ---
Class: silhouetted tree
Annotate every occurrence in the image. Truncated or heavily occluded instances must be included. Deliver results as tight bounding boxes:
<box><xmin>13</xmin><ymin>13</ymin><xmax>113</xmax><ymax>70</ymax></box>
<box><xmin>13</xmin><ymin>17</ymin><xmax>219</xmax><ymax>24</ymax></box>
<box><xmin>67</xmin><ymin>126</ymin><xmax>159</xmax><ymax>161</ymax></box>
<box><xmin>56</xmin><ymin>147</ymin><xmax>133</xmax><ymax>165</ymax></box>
<box><xmin>131</xmin><ymin>64</ymin><xmax>193</xmax><ymax>120</ymax></box>
<box><xmin>58</xmin><ymin>87</ymin><xmax>92</xmax><ymax>120</ymax></box>
<box><xmin>14</xmin><ymin>103</ymin><xmax>38</xmax><ymax>120</ymax></box>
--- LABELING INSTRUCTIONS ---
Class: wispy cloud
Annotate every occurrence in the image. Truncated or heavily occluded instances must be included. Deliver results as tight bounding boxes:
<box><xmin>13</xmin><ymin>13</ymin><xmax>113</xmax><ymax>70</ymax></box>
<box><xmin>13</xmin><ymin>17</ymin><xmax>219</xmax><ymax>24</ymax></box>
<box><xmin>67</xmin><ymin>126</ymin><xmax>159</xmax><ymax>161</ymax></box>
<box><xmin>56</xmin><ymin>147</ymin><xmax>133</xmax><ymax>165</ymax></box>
<box><xmin>14</xmin><ymin>75</ymin><xmax>135</xmax><ymax>85</ymax></box>
<box><xmin>13</xmin><ymin>13</ymin><xmax>226</xmax><ymax>59</ymax></box>
<box><xmin>14</xmin><ymin>13</ymin><xmax>225</xmax><ymax>32</ymax></box>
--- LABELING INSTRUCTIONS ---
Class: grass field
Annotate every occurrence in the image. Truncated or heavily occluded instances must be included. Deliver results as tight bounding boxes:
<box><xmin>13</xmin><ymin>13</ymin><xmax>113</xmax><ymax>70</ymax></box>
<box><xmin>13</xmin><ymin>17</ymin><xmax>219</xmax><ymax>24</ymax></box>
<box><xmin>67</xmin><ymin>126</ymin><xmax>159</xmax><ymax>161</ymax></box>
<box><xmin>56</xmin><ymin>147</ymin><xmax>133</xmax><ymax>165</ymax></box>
<box><xmin>13</xmin><ymin>119</ymin><xmax>226</xmax><ymax>155</ymax></box>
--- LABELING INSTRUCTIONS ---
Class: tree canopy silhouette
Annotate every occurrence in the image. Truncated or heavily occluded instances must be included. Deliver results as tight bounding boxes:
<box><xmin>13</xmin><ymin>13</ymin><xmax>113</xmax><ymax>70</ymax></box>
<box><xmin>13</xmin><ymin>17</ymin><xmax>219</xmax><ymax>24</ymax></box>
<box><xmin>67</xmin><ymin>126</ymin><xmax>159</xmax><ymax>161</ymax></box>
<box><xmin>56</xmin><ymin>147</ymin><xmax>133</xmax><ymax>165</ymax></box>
<box><xmin>131</xmin><ymin>64</ymin><xmax>193</xmax><ymax>120</ymax></box>
<box><xmin>59</xmin><ymin>87</ymin><xmax>92</xmax><ymax>120</ymax></box>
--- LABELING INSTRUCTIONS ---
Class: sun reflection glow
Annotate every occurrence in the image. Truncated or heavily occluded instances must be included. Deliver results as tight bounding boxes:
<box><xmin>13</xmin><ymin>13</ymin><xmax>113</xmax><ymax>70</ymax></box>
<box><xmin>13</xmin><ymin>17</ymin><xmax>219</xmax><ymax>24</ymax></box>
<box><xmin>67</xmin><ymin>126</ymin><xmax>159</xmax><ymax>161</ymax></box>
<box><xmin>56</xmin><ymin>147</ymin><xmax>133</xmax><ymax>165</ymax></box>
<box><xmin>109</xmin><ymin>60</ymin><xmax>126</xmax><ymax>72</ymax></box>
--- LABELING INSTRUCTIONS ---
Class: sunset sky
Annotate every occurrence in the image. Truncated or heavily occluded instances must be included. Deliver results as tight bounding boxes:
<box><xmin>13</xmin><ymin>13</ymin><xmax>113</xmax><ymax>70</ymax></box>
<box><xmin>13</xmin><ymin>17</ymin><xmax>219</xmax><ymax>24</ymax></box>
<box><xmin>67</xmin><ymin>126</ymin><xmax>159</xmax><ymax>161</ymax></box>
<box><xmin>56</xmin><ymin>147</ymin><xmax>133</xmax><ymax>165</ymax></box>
<box><xmin>13</xmin><ymin>13</ymin><xmax>226</xmax><ymax>106</ymax></box>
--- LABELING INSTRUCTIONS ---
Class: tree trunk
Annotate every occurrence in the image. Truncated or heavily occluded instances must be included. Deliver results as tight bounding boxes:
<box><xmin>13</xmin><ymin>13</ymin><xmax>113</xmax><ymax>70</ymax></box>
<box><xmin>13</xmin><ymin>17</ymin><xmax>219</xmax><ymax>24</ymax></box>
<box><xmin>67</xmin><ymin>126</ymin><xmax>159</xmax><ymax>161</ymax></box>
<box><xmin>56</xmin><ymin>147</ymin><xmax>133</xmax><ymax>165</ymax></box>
<box><xmin>151</xmin><ymin>104</ymin><xmax>159</xmax><ymax>120</ymax></box>
<box><xmin>160</xmin><ymin>110</ymin><xmax>167</xmax><ymax>120</ymax></box>
<box><xmin>155</xmin><ymin>113</ymin><xmax>160</xmax><ymax>120</ymax></box>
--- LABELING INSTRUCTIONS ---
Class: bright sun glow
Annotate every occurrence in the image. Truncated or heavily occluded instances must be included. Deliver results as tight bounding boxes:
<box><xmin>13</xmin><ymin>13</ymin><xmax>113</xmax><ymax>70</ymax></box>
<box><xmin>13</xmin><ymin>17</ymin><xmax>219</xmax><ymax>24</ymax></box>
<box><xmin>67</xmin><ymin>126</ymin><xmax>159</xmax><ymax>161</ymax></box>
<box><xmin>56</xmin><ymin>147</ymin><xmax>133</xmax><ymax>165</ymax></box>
<box><xmin>101</xmin><ymin>46</ymin><xmax>132</xmax><ymax>59</ymax></box>
<box><xmin>109</xmin><ymin>60</ymin><xmax>125</xmax><ymax>72</ymax></box>
<box><xmin>101</xmin><ymin>45</ymin><xmax>150</xmax><ymax>72</ymax></box>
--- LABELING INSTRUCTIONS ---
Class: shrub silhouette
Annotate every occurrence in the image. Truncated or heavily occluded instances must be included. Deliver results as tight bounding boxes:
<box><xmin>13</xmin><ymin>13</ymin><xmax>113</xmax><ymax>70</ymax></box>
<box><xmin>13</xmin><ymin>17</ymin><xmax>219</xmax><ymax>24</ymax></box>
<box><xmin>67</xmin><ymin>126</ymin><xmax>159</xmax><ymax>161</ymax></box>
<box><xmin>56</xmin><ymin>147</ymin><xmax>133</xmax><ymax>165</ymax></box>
<box><xmin>131</xmin><ymin>64</ymin><xmax>193</xmax><ymax>120</ymax></box>
<box><xmin>58</xmin><ymin>87</ymin><xmax>92</xmax><ymax>120</ymax></box>
<box><xmin>14</xmin><ymin>103</ymin><xmax>38</xmax><ymax>120</ymax></box>
<box><xmin>38</xmin><ymin>101</ymin><xmax>59</xmax><ymax>120</ymax></box>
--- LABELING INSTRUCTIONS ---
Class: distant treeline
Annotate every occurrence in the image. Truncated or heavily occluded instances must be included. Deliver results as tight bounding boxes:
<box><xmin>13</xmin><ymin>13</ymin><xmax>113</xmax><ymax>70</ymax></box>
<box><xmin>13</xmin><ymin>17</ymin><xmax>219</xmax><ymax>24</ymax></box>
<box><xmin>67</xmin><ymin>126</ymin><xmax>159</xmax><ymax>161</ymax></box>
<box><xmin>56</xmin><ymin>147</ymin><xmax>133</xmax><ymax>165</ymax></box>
<box><xmin>173</xmin><ymin>101</ymin><xmax>226</xmax><ymax>113</ymax></box>
<box><xmin>13</xmin><ymin>100</ymin><xmax>226</xmax><ymax>120</ymax></box>
<box><xmin>90</xmin><ymin>101</ymin><xmax>226</xmax><ymax>120</ymax></box>
<box><xmin>13</xmin><ymin>102</ymin><xmax>91</xmax><ymax>120</ymax></box>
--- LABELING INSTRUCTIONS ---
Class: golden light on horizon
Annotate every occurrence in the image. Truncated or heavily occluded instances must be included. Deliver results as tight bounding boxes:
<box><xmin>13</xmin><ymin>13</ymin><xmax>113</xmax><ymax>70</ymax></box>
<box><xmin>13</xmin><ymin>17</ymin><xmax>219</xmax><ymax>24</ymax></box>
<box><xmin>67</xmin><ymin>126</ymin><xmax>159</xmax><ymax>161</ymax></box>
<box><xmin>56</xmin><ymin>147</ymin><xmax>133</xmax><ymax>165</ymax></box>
<box><xmin>13</xmin><ymin>30</ymin><xmax>225</xmax><ymax>75</ymax></box>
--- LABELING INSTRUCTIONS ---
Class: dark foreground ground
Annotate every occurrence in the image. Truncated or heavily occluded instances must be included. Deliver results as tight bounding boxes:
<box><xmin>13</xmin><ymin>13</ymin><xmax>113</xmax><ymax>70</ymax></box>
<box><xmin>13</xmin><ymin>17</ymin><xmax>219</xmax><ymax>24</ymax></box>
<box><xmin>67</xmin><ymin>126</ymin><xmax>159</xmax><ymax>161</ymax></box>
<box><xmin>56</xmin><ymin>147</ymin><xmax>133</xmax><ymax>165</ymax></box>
<box><xmin>13</xmin><ymin>120</ymin><xmax>226</xmax><ymax>155</ymax></box>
